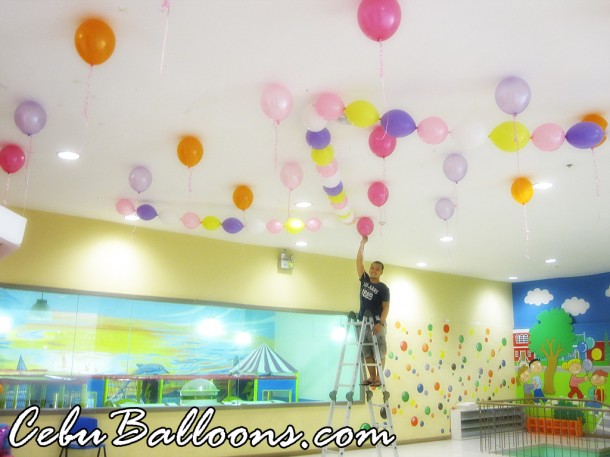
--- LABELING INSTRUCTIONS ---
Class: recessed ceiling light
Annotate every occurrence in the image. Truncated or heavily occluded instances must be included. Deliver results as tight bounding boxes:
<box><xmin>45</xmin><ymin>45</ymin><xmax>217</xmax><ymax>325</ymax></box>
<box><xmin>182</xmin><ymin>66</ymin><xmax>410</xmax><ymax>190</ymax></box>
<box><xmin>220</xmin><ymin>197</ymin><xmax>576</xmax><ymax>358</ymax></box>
<box><xmin>57</xmin><ymin>150</ymin><xmax>80</xmax><ymax>160</ymax></box>
<box><xmin>295</xmin><ymin>241</ymin><xmax>308</xmax><ymax>247</ymax></box>
<box><xmin>508</xmin><ymin>276</ymin><xmax>518</xmax><ymax>281</ymax></box>
<box><xmin>533</xmin><ymin>182</ymin><xmax>553</xmax><ymax>190</ymax></box>
<box><xmin>440</xmin><ymin>236</ymin><xmax>453</xmax><ymax>242</ymax></box>
<box><xmin>295</xmin><ymin>201</ymin><xmax>312</xmax><ymax>208</ymax></box>
<box><xmin>125</xmin><ymin>214</ymin><xmax>139</xmax><ymax>221</ymax></box>
<box><xmin>416</xmin><ymin>262</ymin><xmax>428</xmax><ymax>268</ymax></box>
<box><xmin>545</xmin><ymin>258</ymin><xmax>557</xmax><ymax>264</ymax></box>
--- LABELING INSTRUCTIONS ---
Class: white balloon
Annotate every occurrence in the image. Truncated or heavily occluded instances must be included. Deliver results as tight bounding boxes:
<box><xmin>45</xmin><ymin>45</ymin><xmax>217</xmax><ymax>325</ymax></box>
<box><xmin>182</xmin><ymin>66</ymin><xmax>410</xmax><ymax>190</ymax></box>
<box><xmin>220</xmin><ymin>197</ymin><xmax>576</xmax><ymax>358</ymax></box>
<box><xmin>245</xmin><ymin>218</ymin><xmax>266</xmax><ymax>234</ymax></box>
<box><xmin>450</xmin><ymin>121</ymin><xmax>487</xmax><ymax>149</ymax></box>
<box><xmin>302</xmin><ymin>104</ymin><xmax>328</xmax><ymax>132</ymax></box>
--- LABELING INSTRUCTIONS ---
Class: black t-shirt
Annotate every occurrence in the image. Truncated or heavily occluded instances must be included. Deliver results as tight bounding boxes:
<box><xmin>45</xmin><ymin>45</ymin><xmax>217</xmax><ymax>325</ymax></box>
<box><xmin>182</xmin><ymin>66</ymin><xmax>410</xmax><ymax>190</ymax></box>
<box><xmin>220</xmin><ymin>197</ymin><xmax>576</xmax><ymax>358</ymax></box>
<box><xmin>359</xmin><ymin>272</ymin><xmax>390</xmax><ymax>323</ymax></box>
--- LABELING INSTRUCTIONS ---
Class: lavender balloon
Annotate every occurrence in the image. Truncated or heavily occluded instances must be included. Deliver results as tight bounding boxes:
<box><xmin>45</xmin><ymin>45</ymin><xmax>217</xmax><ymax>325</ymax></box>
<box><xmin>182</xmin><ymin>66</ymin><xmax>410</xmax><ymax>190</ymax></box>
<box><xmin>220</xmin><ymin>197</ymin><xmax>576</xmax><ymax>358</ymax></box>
<box><xmin>380</xmin><ymin>109</ymin><xmax>416</xmax><ymax>138</ymax></box>
<box><xmin>323</xmin><ymin>181</ymin><xmax>343</xmax><ymax>197</ymax></box>
<box><xmin>435</xmin><ymin>198</ymin><xmax>455</xmax><ymax>221</ymax></box>
<box><xmin>137</xmin><ymin>204</ymin><xmax>157</xmax><ymax>221</ymax></box>
<box><xmin>129</xmin><ymin>166</ymin><xmax>152</xmax><ymax>193</ymax></box>
<box><xmin>14</xmin><ymin>100</ymin><xmax>47</xmax><ymax>136</ymax></box>
<box><xmin>565</xmin><ymin>122</ymin><xmax>605</xmax><ymax>149</ymax></box>
<box><xmin>222</xmin><ymin>217</ymin><xmax>244</xmax><ymax>234</ymax></box>
<box><xmin>495</xmin><ymin>76</ymin><xmax>531</xmax><ymax>115</ymax></box>
<box><xmin>306</xmin><ymin>128</ymin><xmax>331</xmax><ymax>149</ymax></box>
<box><xmin>443</xmin><ymin>153</ymin><xmax>468</xmax><ymax>183</ymax></box>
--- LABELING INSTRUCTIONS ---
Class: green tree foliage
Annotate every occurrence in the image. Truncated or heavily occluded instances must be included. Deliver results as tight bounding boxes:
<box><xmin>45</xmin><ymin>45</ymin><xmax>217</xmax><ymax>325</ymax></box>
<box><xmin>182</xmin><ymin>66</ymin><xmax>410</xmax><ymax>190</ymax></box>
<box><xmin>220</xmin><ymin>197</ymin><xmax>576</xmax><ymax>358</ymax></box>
<box><xmin>528</xmin><ymin>308</ymin><xmax>576</xmax><ymax>395</ymax></box>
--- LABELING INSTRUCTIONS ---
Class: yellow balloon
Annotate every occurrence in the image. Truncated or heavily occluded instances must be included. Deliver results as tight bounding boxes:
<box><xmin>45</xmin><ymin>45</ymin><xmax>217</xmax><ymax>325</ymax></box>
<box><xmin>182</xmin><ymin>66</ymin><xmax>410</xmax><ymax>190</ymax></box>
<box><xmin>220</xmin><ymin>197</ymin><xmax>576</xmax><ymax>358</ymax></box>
<box><xmin>327</xmin><ymin>190</ymin><xmax>346</xmax><ymax>204</ymax></box>
<box><xmin>591</xmin><ymin>347</ymin><xmax>602</xmax><ymax>361</ymax></box>
<box><xmin>511</xmin><ymin>177</ymin><xmax>533</xmax><ymax>205</ymax></box>
<box><xmin>202</xmin><ymin>216</ymin><xmax>221</xmax><ymax>230</ymax></box>
<box><xmin>311</xmin><ymin>145</ymin><xmax>334</xmax><ymax>166</ymax></box>
<box><xmin>345</xmin><ymin>100</ymin><xmax>379</xmax><ymax>128</ymax></box>
<box><xmin>490</xmin><ymin>121</ymin><xmax>530</xmax><ymax>152</ymax></box>
<box><xmin>284</xmin><ymin>217</ymin><xmax>304</xmax><ymax>234</ymax></box>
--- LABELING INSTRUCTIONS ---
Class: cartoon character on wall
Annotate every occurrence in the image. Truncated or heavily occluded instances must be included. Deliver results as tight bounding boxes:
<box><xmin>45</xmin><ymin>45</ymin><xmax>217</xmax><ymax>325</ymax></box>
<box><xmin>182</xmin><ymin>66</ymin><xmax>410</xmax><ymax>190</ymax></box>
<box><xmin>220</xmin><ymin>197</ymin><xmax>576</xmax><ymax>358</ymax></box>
<box><xmin>562</xmin><ymin>358</ymin><xmax>588</xmax><ymax>399</ymax></box>
<box><xmin>528</xmin><ymin>358</ymin><xmax>546</xmax><ymax>402</ymax></box>
<box><xmin>516</xmin><ymin>364</ymin><xmax>534</xmax><ymax>401</ymax></box>
<box><xmin>586</xmin><ymin>369</ymin><xmax>607</xmax><ymax>407</ymax></box>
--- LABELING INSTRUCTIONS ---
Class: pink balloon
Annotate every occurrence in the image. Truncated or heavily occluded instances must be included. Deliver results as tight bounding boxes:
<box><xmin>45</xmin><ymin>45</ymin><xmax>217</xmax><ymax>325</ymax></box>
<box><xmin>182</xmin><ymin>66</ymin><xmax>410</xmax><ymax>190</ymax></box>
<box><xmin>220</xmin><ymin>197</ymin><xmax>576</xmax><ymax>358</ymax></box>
<box><xmin>357</xmin><ymin>216</ymin><xmax>374</xmax><ymax>237</ymax></box>
<box><xmin>14</xmin><ymin>100</ymin><xmax>47</xmax><ymax>136</ymax></box>
<box><xmin>280</xmin><ymin>163</ymin><xmax>304</xmax><ymax>190</ymax></box>
<box><xmin>0</xmin><ymin>144</ymin><xmax>26</xmax><ymax>174</ymax></box>
<box><xmin>315</xmin><ymin>92</ymin><xmax>345</xmax><ymax>121</ymax></box>
<box><xmin>369</xmin><ymin>125</ymin><xmax>397</xmax><ymax>158</ymax></box>
<box><xmin>261</xmin><ymin>83</ymin><xmax>293</xmax><ymax>122</ymax></box>
<box><xmin>266</xmin><ymin>219</ymin><xmax>283</xmax><ymax>234</ymax></box>
<box><xmin>129</xmin><ymin>166</ymin><xmax>152</xmax><ymax>193</ymax></box>
<box><xmin>181</xmin><ymin>212</ymin><xmax>200</xmax><ymax>229</ymax></box>
<box><xmin>531</xmin><ymin>123</ymin><xmax>565</xmax><ymax>151</ymax></box>
<box><xmin>417</xmin><ymin>116</ymin><xmax>449</xmax><ymax>145</ymax></box>
<box><xmin>316</xmin><ymin>159</ymin><xmax>338</xmax><ymax>177</ymax></box>
<box><xmin>306</xmin><ymin>217</ymin><xmax>322</xmax><ymax>232</ymax></box>
<box><xmin>368</xmin><ymin>181</ymin><xmax>389</xmax><ymax>207</ymax></box>
<box><xmin>332</xmin><ymin>197</ymin><xmax>349</xmax><ymax>210</ymax></box>
<box><xmin>357</xmin><ymin>0</ymin><xmax>402</xmax><ymax>42</ymax></box>
<box><xmin>115</xmin><ymin>198</ymin><xmax>135</xmax><ymax>216</ymax></box>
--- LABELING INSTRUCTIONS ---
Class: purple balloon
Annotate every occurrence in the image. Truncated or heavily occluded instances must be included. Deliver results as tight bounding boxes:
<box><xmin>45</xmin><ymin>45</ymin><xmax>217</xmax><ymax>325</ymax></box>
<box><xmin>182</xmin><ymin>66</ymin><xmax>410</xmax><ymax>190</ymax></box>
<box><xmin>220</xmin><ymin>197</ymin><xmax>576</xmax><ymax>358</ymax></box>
<box><xmin>323</xmin><ymin>181</ymin><xmax>343</xmax><ymax>196</ymax></box>
<box><xmin>495</xmin><ymin>76</ymin><xmax>531</xmax><ymax>115</ymax></box>
<box><xmin>137</xmin><ymin>204</ymin><xmax>157</xmax><ymax>221</ymax></box>
<box><xmin>306</xmin><ymin>128</ymin><xmax>331</xmax><ymax>149</ymax></box>
<box><xmin>222</xmin><ymin>217</ymin><xmax>244</xmax><ymax>234</ymax></box>
<box><xmin>380</xmin><ymin>109</ymin><xmax>416</xmax><ymax>138</ymax></box>
<box><xmin>129</xmin><ymin>166</ymin><xmax>152</xmax><ymax>193</ymax></box>
<box><xmin>443</xmin><ymin>153</ymin><xmax>468</xmax><ymax>183</ymax></box>
<box><xmin>14</xmin><ymin>100</ymin><xmax>47</xmax><ymax>136</ymax></box>
<box><xmin>435</xmin><ymin>198</ymin><xmax>455</xmax><ymax>221</ymax></box>
<box><xmin>565</xmin><ymin>122</ymin><xmax>605</xmax><ymax>149</ymax></box>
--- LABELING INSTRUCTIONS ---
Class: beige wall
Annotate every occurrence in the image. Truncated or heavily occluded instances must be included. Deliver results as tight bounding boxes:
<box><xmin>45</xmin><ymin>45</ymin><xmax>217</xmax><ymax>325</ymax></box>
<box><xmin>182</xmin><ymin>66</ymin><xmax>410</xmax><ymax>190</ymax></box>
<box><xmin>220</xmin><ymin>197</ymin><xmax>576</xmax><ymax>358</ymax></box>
<box><xmin>0</xmin><ymin>210</ymin><xmax>515</xmax><ymax>456</ymax></box>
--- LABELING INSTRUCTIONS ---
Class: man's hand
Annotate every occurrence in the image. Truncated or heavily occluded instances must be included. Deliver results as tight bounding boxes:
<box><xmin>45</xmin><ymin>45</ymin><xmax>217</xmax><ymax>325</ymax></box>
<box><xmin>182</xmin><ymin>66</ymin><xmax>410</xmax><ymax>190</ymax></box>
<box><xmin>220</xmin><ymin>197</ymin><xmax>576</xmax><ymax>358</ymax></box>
<box><xmin>373</xmin><ymin>323</ymin><xmax>383</xmax><ymax>335</ymax></box>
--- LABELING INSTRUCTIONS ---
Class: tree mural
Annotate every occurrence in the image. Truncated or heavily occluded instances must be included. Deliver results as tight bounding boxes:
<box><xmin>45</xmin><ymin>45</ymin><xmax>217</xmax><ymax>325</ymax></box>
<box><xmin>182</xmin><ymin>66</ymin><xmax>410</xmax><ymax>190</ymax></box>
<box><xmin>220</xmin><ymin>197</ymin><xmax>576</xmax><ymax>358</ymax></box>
<box><xmin>528</xmin><ymin>308</ymin><xmax>576</xmax><ymax>395</ymax></box>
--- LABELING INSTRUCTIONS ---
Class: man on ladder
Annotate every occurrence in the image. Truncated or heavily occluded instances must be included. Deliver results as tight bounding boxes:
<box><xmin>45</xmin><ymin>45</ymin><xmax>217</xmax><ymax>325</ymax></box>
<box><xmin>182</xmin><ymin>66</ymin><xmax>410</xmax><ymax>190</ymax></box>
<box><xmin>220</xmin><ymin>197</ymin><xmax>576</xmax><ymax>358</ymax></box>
<box><xmin>356</xmin><ymin>236</ymin><xmax>390</xmax><ymax>388</ymax></box>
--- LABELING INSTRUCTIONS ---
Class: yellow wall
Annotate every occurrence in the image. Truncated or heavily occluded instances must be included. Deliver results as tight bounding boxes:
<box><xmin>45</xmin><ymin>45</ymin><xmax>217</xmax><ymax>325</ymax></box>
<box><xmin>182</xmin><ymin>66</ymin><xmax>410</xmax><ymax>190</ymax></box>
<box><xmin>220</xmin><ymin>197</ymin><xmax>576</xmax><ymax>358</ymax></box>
<box><xmin>0</xmin><ymin>210</ymin><xmax>515</xmax><ymax>456</ymax></box>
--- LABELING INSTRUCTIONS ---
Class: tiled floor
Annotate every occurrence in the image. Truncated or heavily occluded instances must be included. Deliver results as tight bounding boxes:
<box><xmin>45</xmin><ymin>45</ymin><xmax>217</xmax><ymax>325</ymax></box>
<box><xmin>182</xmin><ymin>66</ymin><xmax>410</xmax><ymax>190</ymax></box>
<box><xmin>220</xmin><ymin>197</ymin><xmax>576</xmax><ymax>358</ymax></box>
<box><xmin>307</xmin><ymin>438</ymin><xmax>487</xmax><ymax>456</ymax></box>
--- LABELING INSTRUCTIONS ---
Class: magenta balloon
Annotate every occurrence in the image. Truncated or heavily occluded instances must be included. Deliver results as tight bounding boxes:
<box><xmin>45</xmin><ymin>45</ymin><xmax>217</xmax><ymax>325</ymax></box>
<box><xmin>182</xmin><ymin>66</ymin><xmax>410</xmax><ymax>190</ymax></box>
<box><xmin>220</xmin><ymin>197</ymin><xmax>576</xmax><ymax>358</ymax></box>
<box><xmin>369</xmin><ymin>125</ymin><xmax>397</xmax><ymax>158</ymax></box>
<box><xmin>14</xmin><ymin>100</ymin><xmax>47</xmax><ymax>136</ymax></box>
<box><xmin>531</xmin><ymin>123</ymin><xmax>565</xmax><ymax>151</ymax></box>
<box><xmin>368</xmin><ymin>181</ymin><xmax>389</xmax><ymax>207</ymax></box>
<box><xmin>443</xmin><ymin>153</ymin><xmax>468</xmax><ymax>183</ymax></box>
<box><xmin>495</xmin><ymin>76</ymin><xmax>531</xmax><ymax>115</ymax></box>
<box><xmin>357</xmin><ymin>0</ymin><xmax>402</xmax><ymax>42</ymax></box>
<box><xmin>261</xmin><ymin>83</ymin><xmax>293</xmax><ymax>122</ymax></box>
<box><xmin>435</xmin><ymin>198</ymin><xmax>455</xmax><ymax>221</ymax></box>
<box><xmin>280</xmin><ymin>163</ymin><xmax>304</xmax><ymax>190</ymax></box>
<box><xmin>129</xmin><ymin>166</ymin><xmax>152</xmax><ymax>193</ymax></box>
<box><xmin>222</xmin><ymin>217</ymin><xmax>244</xmax><ymax>234</ymax></box>
<box><xmin>357</xmin><ymin>216</ymin><xmax>375</xmax><ymax>237</ymax></box>
<box><xmin>0</xmin><ymin>144</ymin><xmax>26</xmax><ymax>174</ymax></box>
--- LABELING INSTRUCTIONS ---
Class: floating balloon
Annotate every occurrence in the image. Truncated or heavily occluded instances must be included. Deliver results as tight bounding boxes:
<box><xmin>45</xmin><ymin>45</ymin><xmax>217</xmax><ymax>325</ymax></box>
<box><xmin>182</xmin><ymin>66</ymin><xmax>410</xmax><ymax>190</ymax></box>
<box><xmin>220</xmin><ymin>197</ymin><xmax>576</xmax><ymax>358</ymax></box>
<box><xmin>158</xmin><ymin>210</ymin><xmax>180</xmax><ymax>226</ymax></box>
<box><xmin>565</xmin><ymin>122</ymin><xmax>605</xmax><ymax>149</ymax></box>
<box><xmin>115</xmin><ymin>198</ymin><xmax>135</xmax><ymax>216</ymax></box>
<box><xmin>442</xmin><ymin>153</ymin><xmax>468</xmax><ymax>183</ymax></box>
<box><xmin>302</xmin><ymin>104</ymin><xmax>328</xmax><ymax>132</ymax></box>
<box><xmin>306</xmin><ymin>128</ymin><xmax>331</xmax><ymax>150</ymax></box>
<box><xmin>177</xmin><ymin>135</ymin><xmax>203</xmax><ymax>168</ymax></box>
<box><xmin>261</xmin><ymin>83</ymin><xmax>293</xmax><ymax>123</ymax></box>
<box><xmin>266</xmin><ymin>219</ymin><xmax>283</xmax><ymax>234</ymax></box>
<box><xmin>417</xmin><ymin>116</ymin><xmax>448</xmax><ymax>145</ymax></box>
<box><xmin>380</xmin><ymin>109</ymin><xmax>416</xmax><ymax>138</ymax></box>
<box><xmin>531</xmin><ymin>123</ymin><xmax>565</xmax><ymax>151</ymax></box>
<box><xmin>316</xmin><ymin>159</ymin><xmax>338</xmax><ymax>177</ymax></box>
<box><xmin>357</xmin><ymin>0</ymin><xmax>402</xmax><ymax>42</ymax></box>
<box><xmin>181</xmin><ymin>212</ymin><xmax>200</xmax><ymax>229</ymax></box>
<box><xmin>280</xmin><ymin>163</ymin><xmax>304</xmax><ymax>191</ymax></box>
<box><xmin>357</xmin><ymin>217</ymin><xmax>374</xmax><ymax>237</ymax></box>
<box><xmin>0</xmin><ymin>145</ymin><xmax>26</xmax><ymax>174</ymax></box>
<box><xmin>306</xmin><ymin>217</ymin><xmax>322</xmax><ymax>232</ymax></box>
<box><xmin>344</xmin><ymin>100</ymin><xmax>379</xmax><ymax>128</ymax></box>
<box><xmin>128</xmin><ymin>166</ymin><xmax>152</xmax><ymax>193</ymax></box>
<box><xmin>315</xmin><ymin>92</ymin><xmax>344</xmax><ymax>121</ymax></box>
<box><xmin>435</xmin><ymin>198</ymin><xmax>455</xmax><ymax>221</ymax></box>
<box><xmin>582</xmin><ymin>113</ymin><xmax>607</xmax><ymax>147</ymax></box>
<box><xmin>511</xmin><ymin>177</ymin><xmax>533</xmax><ymax>205</ymax></box>
<box><xmin>368</xmin><ymin>181</ymin><xmax>389</xmax><ymax>207</ymax></box>
<box><xmin>285</xmin><ymin>217</ymin><xmax>305</xmax><ymax>234</ymax></box>
<box><xmin>450</xmin><ymin>121</ymin><xmax>488</xmax><ymax>149</ymax></box>
<box><xmin>245</xmin><ymin>218</ymin><xmax>266</xmax><ymax>234</ymax></box>
<box><xmin>74</xmin><ymin>18</ymin><xmax>116</xmax><ymax>66</ymax></box>
<box><xmin>311</xmin><ymin>145</ymin><xmax>334</xmax><ymax>166</ymax></box>
<box><xmin>233</xmin><ymin>185</ymin><xmax>254</xmax><ymax>211</ymax></box>
<box><xmin>137</xmin><ymin>204</ymin><xmax>157</xmax><ymax>221</ymax></box>
<box><xmin>495</xmin><ymin>76</ymin><xmax>531</xmax><ymax>115</ymax></box>
<box><xmin>202</xmin><ymin>216</ymin><xmax>222</xmax><ymax>230</ymax></box>
<box><xmin>223</xmin><ymin>217</ymin><xmax>244</xmax><ymax>234</ymax></box>
<box><xmin>583</xmin><ymin>359</ymin><xmax>593</xmax><ymax>371</ymax></box>
<box><xmin>323</xmin><ymin>181</ymin><xmax>344</xmax><ymax>197</ymax></box>
<box><xmin>14</xmin><ymin>100</ymin><xmax>47</xmax><ymax>136</ymax></box>
<box><xmin>489</xmin><ymin>121</ymin><xmax>530</xmax><ymax>152</ymax></box>
<box><xmin>369</xmin><ymin>125</ymin><xmax>397</xmax><ymax>158</ymax></box>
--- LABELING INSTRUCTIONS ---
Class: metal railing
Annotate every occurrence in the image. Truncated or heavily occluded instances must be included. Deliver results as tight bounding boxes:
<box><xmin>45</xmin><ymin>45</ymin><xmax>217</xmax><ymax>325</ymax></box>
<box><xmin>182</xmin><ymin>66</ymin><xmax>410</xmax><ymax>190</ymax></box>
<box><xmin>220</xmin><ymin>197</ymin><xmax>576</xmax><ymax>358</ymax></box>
<box><xmin>478</xmin><ymin>398</ymin><xmax>610</xmax><ymax>456</ymax></box>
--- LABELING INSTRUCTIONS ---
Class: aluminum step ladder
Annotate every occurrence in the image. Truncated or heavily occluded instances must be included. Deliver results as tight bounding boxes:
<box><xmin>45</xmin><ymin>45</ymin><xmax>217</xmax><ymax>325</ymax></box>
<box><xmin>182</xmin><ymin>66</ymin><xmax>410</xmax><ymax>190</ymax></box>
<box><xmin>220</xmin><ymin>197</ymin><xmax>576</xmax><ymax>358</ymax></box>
<box><xmin>322</xmin><ymin>311</ymin><xmax>398</xmax><ymax>456</ymax></box>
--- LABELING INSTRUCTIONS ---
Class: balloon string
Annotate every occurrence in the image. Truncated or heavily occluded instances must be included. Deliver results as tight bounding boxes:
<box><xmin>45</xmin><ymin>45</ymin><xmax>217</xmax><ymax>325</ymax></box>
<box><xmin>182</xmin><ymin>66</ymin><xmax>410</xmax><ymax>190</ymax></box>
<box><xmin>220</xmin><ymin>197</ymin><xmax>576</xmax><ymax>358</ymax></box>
<box><xmin>3</xmin><ymin>174</ymin><xmax>10</xmax><ymax>206</ymax></box>
<box><xmin>187</xmin><ymin>167</ymin><xmax>193</xmax><ymax>211</ymax></box>
<box><xmin>453</xmin><ymin>182</ymin><xmax>459</xmax><ymax>208</ymax></box>
<box><xmin>274</xmin><ymin>121</ymin><xmax>279</xmax><ymax>173</ymax></box>
<box><xmin>83</xmin><ymin>65</ymin><xmax>93</xmax><ymax>126</ymax></box>
<box><xmin>512</xmin><ymin>115</ymin><xmax>521</xmax><ymax>175</ymax></box>
<box><xmin>591</xmin><ymin>148</ymin><xmax>600</xmax><ymax>197</ymax></box>
<box><xmin>22</xmin><ymin>135</ymin><xmax>33</xmax><ymax>215</ymax></box>
<box><xmin>160</xmin><ymin>0</ymin><xmax>171</xmax><ymax>74</ymax></box>
<box><xmin>523</xmin><ymin>204</ymin><xmax>530</xmax><ymax>259</ymax></box>
<box><xmin>287</xmin><ymin>189</ymin><xmax>292</xmax><ymax>218</ymax></box>
<box><xmin>379</xmin><ymin>40</ymin><xmax>387</xmax><ymax>109</ymax></box>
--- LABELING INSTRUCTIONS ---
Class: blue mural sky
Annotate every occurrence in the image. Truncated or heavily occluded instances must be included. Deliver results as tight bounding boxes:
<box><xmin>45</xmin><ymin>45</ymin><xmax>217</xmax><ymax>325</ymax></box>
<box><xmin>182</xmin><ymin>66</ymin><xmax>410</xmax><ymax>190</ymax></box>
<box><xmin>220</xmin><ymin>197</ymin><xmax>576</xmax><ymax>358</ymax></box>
<box><xmin>512</xmin><ymin>272</ymin><xmax>610</xmax><ymax>341</ymax></box>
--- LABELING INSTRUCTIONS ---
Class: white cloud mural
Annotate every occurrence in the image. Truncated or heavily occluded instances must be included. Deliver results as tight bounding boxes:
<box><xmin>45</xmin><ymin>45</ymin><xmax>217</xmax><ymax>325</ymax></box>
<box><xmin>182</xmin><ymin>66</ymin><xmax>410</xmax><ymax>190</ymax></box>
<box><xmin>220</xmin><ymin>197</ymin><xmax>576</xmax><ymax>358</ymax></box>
<box><xmin>524</xmin><ymin>288</ymin><xmax>553</xmax><ymax>306</ymax></box>
<box><xmin>561</xmin><ymin>297</ymin><xmax>590</xmax><ymax>316</ymax></box>
<box><xmin>605</xmin><ymin>285</ymin><xmax>610</xmax><ymax>297</ymax></box>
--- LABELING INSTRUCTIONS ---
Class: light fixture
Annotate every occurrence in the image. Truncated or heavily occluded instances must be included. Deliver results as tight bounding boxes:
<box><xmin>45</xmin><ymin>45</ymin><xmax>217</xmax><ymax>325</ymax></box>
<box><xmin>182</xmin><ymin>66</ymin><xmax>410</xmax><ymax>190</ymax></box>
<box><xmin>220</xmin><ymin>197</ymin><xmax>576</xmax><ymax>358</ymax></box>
<box><xmin>31</xmin><ymin>296</ymin><xmax>49</xmax><ymax>312</ymax></box>
<box><xmin>508</xmin><ymin>276</ymin><xmax>518</xmax><ymax>281</ymax></box>
<box><xmin>533</xmin><ymin>182</ymin><xmax>553</xmax><ymax>190</ymax></box>
<box><xmin>416</xmin><ymin>262</ymin><xmax>428</xmax><ymax>268</ymax></box>
<box><xmin>295</xmin><ymin>201</ymin><xmax>312</xmax><ymax>208</ymax></box>
<box><xmin>545</xmin><ymin>258</ymin><xmax>557</xmax><ymax>264</ymax></box>
<box><xmin>57</xmin><ymin>150</ymin><xmax>80</xmax><ymax>160</ymax></box>
<box><xmin>125</xmin><ymin>214</ymin><xmax>140</xmax><ymax>221</ymax></box>
<box><xmin>440</xmin><ymin>235</ymin><xmax>453</xmax><ymax>242</ymax></box>
<box><xmin>295</xmin><ymin>241</ymin><xmax>308</xmax><ymax>247</ymax></box>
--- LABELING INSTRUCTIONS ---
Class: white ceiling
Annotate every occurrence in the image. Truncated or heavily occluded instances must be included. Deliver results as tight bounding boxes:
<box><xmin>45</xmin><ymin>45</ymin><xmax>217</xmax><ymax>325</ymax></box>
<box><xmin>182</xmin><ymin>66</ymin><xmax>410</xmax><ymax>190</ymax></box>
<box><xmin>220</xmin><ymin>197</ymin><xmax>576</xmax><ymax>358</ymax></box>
<box><xmin>1</xmin><ymin>0</ymin><xmax>610</xmax><ymax>283</ymax></box>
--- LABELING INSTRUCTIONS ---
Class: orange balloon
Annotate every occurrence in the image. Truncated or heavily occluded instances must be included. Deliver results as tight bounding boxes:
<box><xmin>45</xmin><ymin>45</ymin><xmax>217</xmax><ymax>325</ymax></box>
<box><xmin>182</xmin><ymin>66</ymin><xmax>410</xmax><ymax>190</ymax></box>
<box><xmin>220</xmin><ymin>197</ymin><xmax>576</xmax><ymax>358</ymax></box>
<box><xmin>582</xmin><ymin>113</ymin><xmax>607</xmax><ymax>147</ymax></box>
<box><xmin>177</xmin><ymin>136</ymin><xmax>204</xmax><ymax>168</ymax></box>
<box><xmin>74</xmin><ymin>18</ymin><xmax>116</xmax><ymax>66</ymax></box>
<box><xmin>511</xmin><ymin>177</ymin><xmax>533</xmax><ymax>205</ymax></box>
<box><xmin>233</xmin><ymin>185</ymin><xmax>254</xmax><ymax>211</ymax></box>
